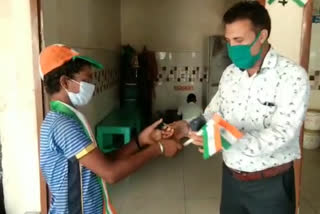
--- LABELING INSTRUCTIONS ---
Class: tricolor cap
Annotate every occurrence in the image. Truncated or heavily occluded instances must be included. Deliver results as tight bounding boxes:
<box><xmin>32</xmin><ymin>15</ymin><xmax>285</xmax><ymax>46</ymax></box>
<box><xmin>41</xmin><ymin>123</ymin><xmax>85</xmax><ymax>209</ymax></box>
<box><xmin>39</xmin><ymin>44</ymin><xmax>104</xmax><ymax>79</ymax></box>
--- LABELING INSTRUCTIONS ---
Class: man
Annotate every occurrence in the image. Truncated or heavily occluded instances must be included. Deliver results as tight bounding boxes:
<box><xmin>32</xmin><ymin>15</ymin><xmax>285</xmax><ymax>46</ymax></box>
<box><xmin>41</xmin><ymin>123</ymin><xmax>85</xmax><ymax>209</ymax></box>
<box><xmin>39</xmin><ymin>44</ymin><xmax>182</xmax><ymax>214</ymax></box>
<box><xmin>172</xmin><ymin>2</ymin><xmax>310</xmax><ymax>214</ymax></box>
<box><xmin>177</xmin><ymin>93</ymin><xmax>203</xmax><ymax>121</ymax></box>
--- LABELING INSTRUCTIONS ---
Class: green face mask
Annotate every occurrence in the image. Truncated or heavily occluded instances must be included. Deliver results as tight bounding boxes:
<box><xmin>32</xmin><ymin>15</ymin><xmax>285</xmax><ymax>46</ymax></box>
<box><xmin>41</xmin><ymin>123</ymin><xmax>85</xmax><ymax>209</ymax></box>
<box><xmin>227</xmin><ymin>32</ymin><xmax>262</xmax><ymax>70</ymax></box>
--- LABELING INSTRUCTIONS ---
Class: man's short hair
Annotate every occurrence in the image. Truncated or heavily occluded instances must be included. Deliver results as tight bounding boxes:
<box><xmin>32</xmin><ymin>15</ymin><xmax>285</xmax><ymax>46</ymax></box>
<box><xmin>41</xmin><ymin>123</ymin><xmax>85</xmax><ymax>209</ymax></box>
<box><xmin>187</xmin><ymin>93</ymin><xmax>197</xmax><ymax>103</ymax></box>
<box><xmin>223</xmin><ymin>1</ymin><xmax>271</xmax><ymax>38</ymax></box>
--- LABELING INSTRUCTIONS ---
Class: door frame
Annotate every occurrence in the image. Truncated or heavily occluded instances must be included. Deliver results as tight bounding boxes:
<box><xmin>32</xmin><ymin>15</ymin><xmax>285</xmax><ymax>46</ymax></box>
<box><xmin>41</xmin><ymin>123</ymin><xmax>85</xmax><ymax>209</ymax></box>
<box><xmin>295</xmin><ymin>1</ymin><xmax>313</xmax><ymax>214</ymax></box>
<box><xmin>32</xmin><ymin>0</ymin><xmax>313</xmax><ymax>213</ymax></box>
<box><xmin>30</xmin><ymin>0</ymin><xmax>48</xmax><ymax>213</ymax></box>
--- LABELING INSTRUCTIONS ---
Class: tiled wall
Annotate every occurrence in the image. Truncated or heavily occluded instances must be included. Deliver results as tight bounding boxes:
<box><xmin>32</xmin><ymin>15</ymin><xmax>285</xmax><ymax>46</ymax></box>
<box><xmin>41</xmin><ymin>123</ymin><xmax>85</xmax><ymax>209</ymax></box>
<box><xmin>309</xmin><ymin>22</ymin><xmax>320</xmax><ymax>109</ymax></box>
<box><xmin>121</xmin><ymin>0</ymin><xmax>238</xmax><ymax>52</ymax></box>
<box><xmin>92</xmin><ymin>65</ymin><xmax>119</xmax><ymax>97</ymax></box>
<box><xmin>153</xmin><ymin>52</ymin><xmax>207</xmax><ymax>113</ymax></box>
<box><xmin>76</xmin><ymin>48</ymin><xmax>120</xmax><ymax>130</ymax></box>
<box><xmin>309</xmin><ymin>70</ymin><xmax>320</xmax><ymax>90</ymax></box>
<box><xmin>120</xmin><ymin>0</ymin><xmax>238</xmax><ymax>114</ymax></box>
<box><xmin>42</xmin><ymin>0</ymin><xmax>122</xmax><ymax>129</ymax></box>
<box><xmin>156</xmin><ymin>65</ymin><xmax>208</xmax><ymax>84</ymax></box>
<box><xmin>309</xmin><ymin>23</ymin><xmax>320</xmax><ymax>91</ymax></box>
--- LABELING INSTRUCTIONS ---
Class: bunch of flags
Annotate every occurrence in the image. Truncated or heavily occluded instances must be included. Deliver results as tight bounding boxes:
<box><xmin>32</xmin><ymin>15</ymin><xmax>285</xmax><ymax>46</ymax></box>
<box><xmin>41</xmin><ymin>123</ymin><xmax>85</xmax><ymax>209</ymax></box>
<box><xmin>200</xmin><ymin>114</ymin><xmax>243</xmax><ymax>160</ymax></box>
<box><xmin>268</xmin><ymin>0</ymin><xmax>309</xmax><ymax>7</ymax></box>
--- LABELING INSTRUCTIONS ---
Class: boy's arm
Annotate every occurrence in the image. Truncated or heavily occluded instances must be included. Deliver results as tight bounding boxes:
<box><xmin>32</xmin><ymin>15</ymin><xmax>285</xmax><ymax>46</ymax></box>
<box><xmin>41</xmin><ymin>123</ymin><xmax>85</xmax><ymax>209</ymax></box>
<box><xmin>79</xmin><ymin>144</ymin><xmax>161</xmax><ymax>184</ymax></box>
<box><xmin>80</xmin><ymin>137</ymin><xmax>182</xmax><ymax>184</ymax></box>
<box><xmin>79</xmin><ymin>120</ymin><xmax>181</xmax><ymax>184</ymax></box>
<box><xmin>108</xmin><ymin>139</ymin><xmax>141</xmax><ymax>160</ymax></box>
<box><xmin>108</xmin><ymin>119</ymin><xmax>174</xmax><ymax>160</ymax></box>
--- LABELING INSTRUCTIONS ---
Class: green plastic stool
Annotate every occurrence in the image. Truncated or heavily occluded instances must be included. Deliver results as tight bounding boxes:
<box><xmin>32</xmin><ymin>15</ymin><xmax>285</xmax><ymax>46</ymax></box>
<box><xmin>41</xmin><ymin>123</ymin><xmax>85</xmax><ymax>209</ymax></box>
<box><xmin>96</xmin><ymin>126</ymin><xmax>131</xmax><ymax>153</ymax></box>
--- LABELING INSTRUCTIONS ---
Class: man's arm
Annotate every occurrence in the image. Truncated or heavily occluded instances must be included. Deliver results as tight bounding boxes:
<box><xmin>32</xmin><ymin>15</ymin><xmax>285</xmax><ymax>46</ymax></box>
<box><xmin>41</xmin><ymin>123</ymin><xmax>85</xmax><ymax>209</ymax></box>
<box><xmin>235</xmin><ymin>67</ymin><xmax>310</xmax><ymax>157</ymax></box>
<box><xmin>202</xmin><ymin>88</ymin><xmax>221</xmax><ymax>122</ymax></box>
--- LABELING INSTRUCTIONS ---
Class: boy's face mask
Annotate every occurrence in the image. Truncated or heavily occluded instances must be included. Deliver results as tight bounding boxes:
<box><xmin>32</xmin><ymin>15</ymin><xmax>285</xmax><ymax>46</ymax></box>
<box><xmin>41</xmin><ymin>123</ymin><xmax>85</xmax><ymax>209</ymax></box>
<box><xmin>227</xmin><ymin>32</ymin><xmax>262</xmax><ymax>70</ymax></box>
<box><xmin>65</xmin><ymin>80</ymin><xmax>95</xmax><ymax>107</ymax></box>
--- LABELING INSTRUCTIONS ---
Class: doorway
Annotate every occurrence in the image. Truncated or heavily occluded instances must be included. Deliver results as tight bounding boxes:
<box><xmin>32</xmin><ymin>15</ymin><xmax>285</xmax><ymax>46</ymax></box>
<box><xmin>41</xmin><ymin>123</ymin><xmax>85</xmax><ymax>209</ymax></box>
<box><xmin>36</xmin><ymin>0</ymin><xmax>317</xmax><ymax>214</ymax></box>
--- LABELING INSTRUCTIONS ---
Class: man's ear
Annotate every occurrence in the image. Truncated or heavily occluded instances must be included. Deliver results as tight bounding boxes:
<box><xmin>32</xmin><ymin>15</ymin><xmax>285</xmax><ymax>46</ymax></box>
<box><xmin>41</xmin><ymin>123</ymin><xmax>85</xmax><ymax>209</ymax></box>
<box><xmin>260</xmin><ymin>29</ymin><xmax>269</xmax><ymax>44</ymax></box>
<box><xmin>60</xmin><ymin>75</ymin><xmax>69</xmax><ymax>91</ymax></box>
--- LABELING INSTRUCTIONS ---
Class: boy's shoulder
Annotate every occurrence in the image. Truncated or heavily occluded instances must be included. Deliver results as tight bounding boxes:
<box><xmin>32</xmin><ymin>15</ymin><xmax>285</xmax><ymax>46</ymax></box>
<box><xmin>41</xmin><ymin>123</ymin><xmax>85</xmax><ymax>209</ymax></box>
<box><xmin>42</xmin><ymin>111</ymin><xmax>81</xmax><ymax>132</ymax></box>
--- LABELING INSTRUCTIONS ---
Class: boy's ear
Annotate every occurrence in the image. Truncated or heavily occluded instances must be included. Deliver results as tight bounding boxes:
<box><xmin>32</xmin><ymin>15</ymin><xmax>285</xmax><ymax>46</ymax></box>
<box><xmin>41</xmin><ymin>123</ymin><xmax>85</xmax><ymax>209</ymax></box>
<box><xmin>60</xmin><ymin>75</ymin><xmax>69</xmax><ymax>91</ymax></box>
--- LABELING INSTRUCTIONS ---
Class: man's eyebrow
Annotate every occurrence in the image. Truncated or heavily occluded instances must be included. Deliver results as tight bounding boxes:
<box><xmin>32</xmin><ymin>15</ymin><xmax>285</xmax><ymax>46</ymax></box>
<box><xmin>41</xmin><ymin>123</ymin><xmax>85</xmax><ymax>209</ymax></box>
<box><xmin>233</xmin><ymin>37</ymin><xmax>243</xmax><ymax>40</ymax></box>
<box><xmin>224</xmin><ymin>36</ymin><xmax>243</xmax><ymax>41</ymax></box>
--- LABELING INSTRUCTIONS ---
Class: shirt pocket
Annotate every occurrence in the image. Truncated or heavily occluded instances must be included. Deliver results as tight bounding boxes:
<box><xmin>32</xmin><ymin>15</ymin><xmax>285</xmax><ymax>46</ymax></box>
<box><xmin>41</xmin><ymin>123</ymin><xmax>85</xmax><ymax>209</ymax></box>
<box><xmin>249</xmin><ymin>99</ymin><xmax>277</xmax><ymax>129</ymax></box>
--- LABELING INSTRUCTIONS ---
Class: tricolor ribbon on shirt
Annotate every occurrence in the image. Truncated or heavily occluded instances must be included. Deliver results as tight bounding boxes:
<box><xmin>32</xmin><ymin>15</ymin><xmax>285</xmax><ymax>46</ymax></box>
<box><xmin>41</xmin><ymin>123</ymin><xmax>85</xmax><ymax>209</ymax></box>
<box><xmin>50</xmin><ymin>101</ymin><xmax>117</xmax><ymax>214</ymax></box>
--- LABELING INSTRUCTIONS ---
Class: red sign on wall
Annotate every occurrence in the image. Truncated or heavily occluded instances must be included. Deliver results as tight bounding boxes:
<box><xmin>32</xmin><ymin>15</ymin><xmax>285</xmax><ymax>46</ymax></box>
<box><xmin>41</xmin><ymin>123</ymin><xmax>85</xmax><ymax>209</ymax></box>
<box><xmin>174</xmin><ymin>85</ymin><xmax>194</xmax><ymax>91</ymax></box>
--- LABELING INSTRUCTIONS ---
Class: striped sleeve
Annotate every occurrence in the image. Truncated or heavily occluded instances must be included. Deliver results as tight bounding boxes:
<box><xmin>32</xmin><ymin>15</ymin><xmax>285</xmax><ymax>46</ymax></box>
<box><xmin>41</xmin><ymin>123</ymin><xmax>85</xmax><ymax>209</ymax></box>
<box><xmin>53</xmin><ymin>117</ymin><xmax>94</xmax><ymax>160</ymax></box>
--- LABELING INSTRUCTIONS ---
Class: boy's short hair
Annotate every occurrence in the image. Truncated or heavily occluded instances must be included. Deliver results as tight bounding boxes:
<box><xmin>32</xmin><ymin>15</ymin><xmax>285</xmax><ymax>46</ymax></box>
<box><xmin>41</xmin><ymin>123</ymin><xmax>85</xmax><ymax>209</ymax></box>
<box><xmin>43</xmin><ymin>58</ymin><xmax>91</xmax><ymax>95</ymax></box>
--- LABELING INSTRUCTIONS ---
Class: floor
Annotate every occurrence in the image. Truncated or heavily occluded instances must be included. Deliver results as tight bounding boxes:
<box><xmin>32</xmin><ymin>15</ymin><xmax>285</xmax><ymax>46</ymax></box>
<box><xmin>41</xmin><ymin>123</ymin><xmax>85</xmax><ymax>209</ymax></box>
<box><xmin>108</xmin><ymin>146</ymin><xmax>320</xmax><ymax>214</ymax></box>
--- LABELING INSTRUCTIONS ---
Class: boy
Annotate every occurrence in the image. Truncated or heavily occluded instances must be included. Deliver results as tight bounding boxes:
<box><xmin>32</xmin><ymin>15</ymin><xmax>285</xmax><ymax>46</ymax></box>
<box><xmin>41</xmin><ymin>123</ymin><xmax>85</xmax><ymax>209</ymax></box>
<box><xmin>39</xmin><ymin>44</ymin><xmax>182</xmax><ymax>214</ymax></box>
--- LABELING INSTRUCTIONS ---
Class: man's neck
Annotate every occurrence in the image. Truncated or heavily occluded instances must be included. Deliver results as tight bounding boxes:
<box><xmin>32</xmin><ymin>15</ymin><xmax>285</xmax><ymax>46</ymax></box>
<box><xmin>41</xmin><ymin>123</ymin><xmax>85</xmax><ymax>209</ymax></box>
<box><xmin>247</xmin><ymin>43</ymin><xmax>270</xmax><ymax>77</ymax></box>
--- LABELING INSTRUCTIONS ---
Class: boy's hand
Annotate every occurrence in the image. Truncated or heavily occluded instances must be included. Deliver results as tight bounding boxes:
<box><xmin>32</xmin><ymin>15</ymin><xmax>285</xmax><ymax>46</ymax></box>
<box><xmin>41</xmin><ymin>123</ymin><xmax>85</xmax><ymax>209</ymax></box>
<box><xmin>138</xmin><ymin>119</ymin><xmax>163</xmax><ymax>147</ymax></box>
<box><xmin>139</xmin><ymin>119</ymin><xmax>174</xmax><ymax>147</ymax></box>
<box><xmin>147</xmin><ymin>121</ymin><xmax>174</xmax><ymax>145</ymax></box>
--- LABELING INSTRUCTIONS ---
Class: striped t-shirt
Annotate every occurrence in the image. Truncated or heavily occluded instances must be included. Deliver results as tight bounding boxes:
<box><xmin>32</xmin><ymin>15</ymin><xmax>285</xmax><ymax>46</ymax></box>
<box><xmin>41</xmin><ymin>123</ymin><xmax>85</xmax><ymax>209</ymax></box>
<box><xmin>40</xmin><ymin>111</ymin><xmax>103</xmax><ymax>214</ymax></box>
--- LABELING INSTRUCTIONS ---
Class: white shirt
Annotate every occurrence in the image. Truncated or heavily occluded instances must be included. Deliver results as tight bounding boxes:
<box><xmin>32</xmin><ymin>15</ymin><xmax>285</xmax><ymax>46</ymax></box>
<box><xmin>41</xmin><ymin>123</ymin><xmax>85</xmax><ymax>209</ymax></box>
<box><xmin>204</xmin><ymin>48</ymin><xmax>310</xmax><ymax>172</ymax></box>
<box><xmin>178</xmin><ymin>102</ymin><xmax>203</xmax><ymax>122</ymax></box>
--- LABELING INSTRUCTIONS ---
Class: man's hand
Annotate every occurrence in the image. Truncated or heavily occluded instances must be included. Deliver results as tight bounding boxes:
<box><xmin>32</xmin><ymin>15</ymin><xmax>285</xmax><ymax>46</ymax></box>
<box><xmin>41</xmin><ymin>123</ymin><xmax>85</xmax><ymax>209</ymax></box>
<box><xmin>161</xmin><ymin>138</ymin><xmax>183</xmax><ymax>157</ymax></box>
<box><xmin>170</xmin><ymin>120</ymin><xmax>190</xmax><ymax>140</ymax></box>
<box><xmin>189</xmin><ymin>131</ymin><xmax>204</xmax><ymax>153</ymax></box>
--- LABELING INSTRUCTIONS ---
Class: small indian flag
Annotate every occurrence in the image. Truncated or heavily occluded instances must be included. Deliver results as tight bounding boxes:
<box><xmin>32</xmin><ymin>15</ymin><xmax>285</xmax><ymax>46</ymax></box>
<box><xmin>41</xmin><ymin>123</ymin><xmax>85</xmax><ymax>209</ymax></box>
<box><xmin>268</xmin><ymin>0</ymin><xmax>308</xmax><ymax>7</ymax></box>
<box><xmin>293</xmin><ymin>0</ymin><xmax>308</xmax><ymax>7</ymax></box>
<box><xmin>202</xmin><ymin>114</ymin><xmax>243</xmax><ymax>160</ymax></box>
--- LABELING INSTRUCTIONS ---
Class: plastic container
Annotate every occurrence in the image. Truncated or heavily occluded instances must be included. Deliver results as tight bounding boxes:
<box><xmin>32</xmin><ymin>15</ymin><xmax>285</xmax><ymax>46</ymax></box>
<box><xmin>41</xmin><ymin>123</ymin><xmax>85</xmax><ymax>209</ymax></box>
<box><xmin>303</xmin><ymin>129</ymin><xmax>320</xmax><ymax>150</ymax></box>
<box><xmin>305</xmin><ymin>109</ymin><xmax>320</xmax><ymax>131</ymax></box>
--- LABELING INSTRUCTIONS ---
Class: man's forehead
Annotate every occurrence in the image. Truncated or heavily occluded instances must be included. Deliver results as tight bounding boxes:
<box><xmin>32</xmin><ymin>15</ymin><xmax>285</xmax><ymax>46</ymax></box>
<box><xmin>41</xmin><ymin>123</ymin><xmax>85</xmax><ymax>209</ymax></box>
<box><xmin>225</xmin><ymin>19</ymin><xmax>255</xmax><ymax>38</ymax></box>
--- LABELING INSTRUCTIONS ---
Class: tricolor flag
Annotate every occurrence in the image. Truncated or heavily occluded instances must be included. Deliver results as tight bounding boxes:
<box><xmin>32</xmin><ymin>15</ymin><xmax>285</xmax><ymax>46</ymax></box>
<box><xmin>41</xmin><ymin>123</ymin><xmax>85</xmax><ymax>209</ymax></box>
<box><xmin>268</xmin><ymin>0</ymin><xmax>309</xmax><ymax>7</ymax></box>
<box><xmin>202</xmin><ymin>114</ymin><xmax>243</xmax><ymax>160</ymax></box>
<box><xmin>293</xmin><ymin>0</ymin><xmax>308</xmax><ymax>7</ymax></box>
